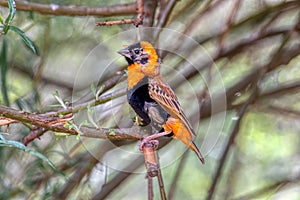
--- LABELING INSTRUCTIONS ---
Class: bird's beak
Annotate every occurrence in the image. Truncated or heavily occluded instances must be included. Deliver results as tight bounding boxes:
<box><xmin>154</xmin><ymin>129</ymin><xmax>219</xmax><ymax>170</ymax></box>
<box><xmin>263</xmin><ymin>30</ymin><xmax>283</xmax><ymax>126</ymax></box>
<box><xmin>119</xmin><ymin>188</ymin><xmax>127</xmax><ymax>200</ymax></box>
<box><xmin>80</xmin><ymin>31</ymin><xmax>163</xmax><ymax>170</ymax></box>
<box><xmin>117</xmin><ymin>48</ymin><xmax>130</xmax><ymax>58</ymax></box>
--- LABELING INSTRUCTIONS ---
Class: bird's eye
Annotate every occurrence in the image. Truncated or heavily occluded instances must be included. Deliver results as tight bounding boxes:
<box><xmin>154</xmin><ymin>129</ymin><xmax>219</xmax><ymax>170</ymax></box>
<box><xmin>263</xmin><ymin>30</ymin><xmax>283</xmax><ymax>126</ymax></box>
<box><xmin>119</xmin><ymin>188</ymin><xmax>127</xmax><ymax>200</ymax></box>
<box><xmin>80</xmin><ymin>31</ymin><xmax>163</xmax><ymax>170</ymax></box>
<box><xmin>134</xmin><ymin>49</ymin><xmax>140</xmax><ymax>54</ymax></box>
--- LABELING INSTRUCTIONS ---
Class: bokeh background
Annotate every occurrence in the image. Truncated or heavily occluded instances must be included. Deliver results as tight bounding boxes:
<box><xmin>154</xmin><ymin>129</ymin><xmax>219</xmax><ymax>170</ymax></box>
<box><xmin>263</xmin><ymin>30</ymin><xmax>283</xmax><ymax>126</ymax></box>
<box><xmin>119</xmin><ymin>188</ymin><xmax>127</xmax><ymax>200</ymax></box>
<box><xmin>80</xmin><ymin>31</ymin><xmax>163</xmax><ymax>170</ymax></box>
<box><xmin>0</xmin><ymin>0</ymin><xmax>300</xmax><ymax>199</ymax></box>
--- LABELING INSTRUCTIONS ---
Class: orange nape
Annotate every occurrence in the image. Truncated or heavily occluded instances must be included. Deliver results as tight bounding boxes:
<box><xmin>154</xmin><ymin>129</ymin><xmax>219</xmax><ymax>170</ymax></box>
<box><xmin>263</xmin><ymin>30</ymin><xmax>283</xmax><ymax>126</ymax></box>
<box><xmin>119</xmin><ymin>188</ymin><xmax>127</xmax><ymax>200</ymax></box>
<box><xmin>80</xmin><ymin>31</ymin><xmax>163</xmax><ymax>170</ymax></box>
<box><xmin>163</xmin><ymin>117</ymin><xmax>205</xmax><ymax>164</ymax></box>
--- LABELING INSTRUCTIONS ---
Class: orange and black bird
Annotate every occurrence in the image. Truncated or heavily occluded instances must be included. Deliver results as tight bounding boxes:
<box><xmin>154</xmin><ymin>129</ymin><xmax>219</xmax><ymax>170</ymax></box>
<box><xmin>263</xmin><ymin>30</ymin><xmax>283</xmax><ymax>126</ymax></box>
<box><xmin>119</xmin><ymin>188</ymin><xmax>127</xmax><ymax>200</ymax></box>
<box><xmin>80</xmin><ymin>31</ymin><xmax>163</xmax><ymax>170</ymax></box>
<box><xmin>118</xmin><ymin>41</ymin><xmax>205</xmax><ymax>164</ymax></box>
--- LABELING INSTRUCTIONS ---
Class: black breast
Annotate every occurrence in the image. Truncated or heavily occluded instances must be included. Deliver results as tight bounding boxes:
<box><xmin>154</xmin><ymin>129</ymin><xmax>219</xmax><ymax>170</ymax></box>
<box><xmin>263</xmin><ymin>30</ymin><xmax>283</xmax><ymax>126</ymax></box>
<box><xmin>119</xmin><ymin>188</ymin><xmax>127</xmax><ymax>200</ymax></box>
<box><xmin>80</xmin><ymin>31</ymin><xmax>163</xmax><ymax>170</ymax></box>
<box><xmin>127</xmin><ymin>77</ymin><xmax>153</xmax><ymax>125</ymax></box>
<box><xmin>127</xmin><ymin>76</ymin><xmax>169</xmax><ymax>129</ymax></box>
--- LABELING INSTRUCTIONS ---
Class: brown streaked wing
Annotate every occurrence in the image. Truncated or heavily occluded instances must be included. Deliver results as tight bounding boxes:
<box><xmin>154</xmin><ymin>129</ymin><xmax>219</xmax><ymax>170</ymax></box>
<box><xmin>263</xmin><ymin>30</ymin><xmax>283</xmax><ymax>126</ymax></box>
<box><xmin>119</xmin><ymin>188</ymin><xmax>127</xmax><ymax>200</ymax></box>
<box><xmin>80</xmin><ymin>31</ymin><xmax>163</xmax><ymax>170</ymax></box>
<box><xmin>148</xmin><ymin>76</ymin><xmax>196</xmax><ymax>136</ymax></box>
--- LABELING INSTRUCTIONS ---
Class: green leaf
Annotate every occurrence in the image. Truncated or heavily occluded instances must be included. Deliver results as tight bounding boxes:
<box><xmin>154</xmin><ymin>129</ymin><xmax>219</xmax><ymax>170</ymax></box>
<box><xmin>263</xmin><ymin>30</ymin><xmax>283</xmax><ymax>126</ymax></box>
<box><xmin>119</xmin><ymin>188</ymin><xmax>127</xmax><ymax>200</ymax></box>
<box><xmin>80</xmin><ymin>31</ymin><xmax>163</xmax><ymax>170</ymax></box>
<box><xmin>53</xmin><ymin>90</ymin><xmax>67</xmax><ymax>109</ymax></box>
<box><xmin>87</xmin><ymin>106</ymin><xmax>99</xmax><ymax>128</ymax></box>
<box><xmin>63</xmin><ymin>121</ymin><xmax>73</xmax><ymax>130</ymax></box>
<box><xmin>0</xmin><ymin>135</ymin><xmax>64</xmax><ymax>177</ymax></box>
<box><xmin>0</xmin><ymin>15</ymin><xmax>4</xmax><ymax>24</ymax></box>
<box><xmin>54</xmin><ymin>132</ymin><xmax>70</xmax><ymax>140</ymax></box>
<box><xmin>96</xmin><ymin>85</ymin><xmax>105</xmax><ymax>99</ymax></box>
<box><xmin>109</xmin><ymin>129</ymin><xmax>115</xmax><ymax>136</ymax></box>
<box><xmin>0</xmin><ymin>133</ymin><xmax>5</xmax><ymax>141</ymax></box>
<box><xmin>9</xmin><ymin>26</ymin><xmax>39</xmax><ymax>55</ymax></box>
<box><xmin>3</xmin><ymin>0</ymin><xmax>16</xmax><ymax>34</ymax></box>
<box><xmin>5</xmin><ymin>0</ymin><xmax>16</xmax><ymax>25</ymax></box>
<box><xmin>0</xmin><ymin>39</ymin><xmax>10</xmax><ymax>106</ymax></box>
<box><xmin>91</xmin><ymin>83</ymin><xmax>96</xmax><ymax>97</ymax></box>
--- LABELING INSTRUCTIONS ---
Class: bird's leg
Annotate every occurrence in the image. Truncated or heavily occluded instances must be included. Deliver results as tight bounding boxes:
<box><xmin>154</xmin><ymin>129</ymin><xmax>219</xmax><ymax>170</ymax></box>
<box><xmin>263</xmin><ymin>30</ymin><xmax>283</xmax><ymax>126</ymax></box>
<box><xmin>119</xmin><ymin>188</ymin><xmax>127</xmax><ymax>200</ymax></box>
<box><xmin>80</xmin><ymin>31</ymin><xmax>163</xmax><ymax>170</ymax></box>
<box><xmin>139</xmin><ymin>131</ymin><xmax>171</xmax><ymax>152</ymax></box>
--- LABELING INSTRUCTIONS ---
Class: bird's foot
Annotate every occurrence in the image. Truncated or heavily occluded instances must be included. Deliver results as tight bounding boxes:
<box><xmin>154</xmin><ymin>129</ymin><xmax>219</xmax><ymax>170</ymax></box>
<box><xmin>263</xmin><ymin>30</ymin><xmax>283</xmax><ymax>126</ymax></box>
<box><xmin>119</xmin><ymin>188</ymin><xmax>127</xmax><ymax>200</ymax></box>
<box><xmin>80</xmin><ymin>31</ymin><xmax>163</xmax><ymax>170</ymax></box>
<box><xmin>139</xmin><ymin>131</ymin><xmax>170</xmax><ymax>152</ymax></box>
<box><xmin>139</xmin><ymin>138</ymin><xmax>159</xmax><ymax>152</ymax></box>
<box><xmin>133</xmin><ymin>115</ymin><xmax>146</xmax><ymax>126</ymax></box>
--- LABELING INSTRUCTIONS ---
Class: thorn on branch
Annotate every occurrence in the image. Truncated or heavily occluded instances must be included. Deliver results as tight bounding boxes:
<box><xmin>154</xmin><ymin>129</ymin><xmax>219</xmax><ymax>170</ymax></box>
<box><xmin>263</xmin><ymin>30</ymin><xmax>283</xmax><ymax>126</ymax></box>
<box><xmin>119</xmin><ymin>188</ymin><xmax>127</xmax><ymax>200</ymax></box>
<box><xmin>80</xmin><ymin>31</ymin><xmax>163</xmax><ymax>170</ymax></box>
<box><xmin>23</xmin><ymin>127</ymin><xmax>47</xmax><ymax>146</ymax></box>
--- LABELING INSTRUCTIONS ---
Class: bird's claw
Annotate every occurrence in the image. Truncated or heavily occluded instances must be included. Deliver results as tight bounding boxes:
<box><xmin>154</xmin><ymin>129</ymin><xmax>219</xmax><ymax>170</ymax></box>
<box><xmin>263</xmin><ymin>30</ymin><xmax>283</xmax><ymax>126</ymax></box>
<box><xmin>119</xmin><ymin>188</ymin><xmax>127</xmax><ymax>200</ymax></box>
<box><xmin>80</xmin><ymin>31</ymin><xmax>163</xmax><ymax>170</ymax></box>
<box><xmin>139</xmin><ymin>139</ymin><xmax>159</xmax><ymax>152</ymax></box>
<box><xmin>133</xmin><ymin>115</ymin><xmax>146</xmax><ymax>126</ymax></box>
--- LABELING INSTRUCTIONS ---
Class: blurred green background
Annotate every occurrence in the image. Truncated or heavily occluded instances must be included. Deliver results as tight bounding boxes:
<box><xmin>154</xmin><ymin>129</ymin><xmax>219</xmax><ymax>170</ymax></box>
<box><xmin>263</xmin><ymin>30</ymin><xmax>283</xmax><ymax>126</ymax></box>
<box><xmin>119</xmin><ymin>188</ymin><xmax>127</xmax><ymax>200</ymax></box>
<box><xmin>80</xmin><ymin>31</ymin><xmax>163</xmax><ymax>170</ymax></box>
<box><xmin>0</xmin><ymin>0</ymin><xmax>300</xmax><ymax>199</ymax></box>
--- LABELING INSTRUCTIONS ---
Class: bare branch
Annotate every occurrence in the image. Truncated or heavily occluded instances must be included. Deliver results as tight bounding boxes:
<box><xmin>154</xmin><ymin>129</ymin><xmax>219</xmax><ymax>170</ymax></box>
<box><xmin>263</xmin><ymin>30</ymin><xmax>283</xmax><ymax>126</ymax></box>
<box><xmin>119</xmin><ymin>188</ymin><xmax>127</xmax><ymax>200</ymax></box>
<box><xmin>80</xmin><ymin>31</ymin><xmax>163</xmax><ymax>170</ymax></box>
<box><xmin>96</xmin><ymin>19</ymin><xmax>136</xmax><ymax>26</ymax></box>
<box><xmin>0</xmin><ymin>0</ymin><xmax>137</xmax><ymax>16</ymax></box>
<box><xmin>156</xmin><ymin>153</ymin><xmax>167</xmax><ymax>200</ymax></box>
<box><xmin>135</xmin><ymin>0</ymin><xmax>144</xmax><ymax>26</ymax></box>
<box><xmin>217</xmin><ymin>0</ymin><xmax>242</xmax><ymax>55</ymax></box>
<box><xmin>153</xmin><ymin>0</ymin><xmax>178</xmax><ymax>40</ymax></box>
<box><xmin>72</xmin><ymin>71</ymin><xmax>126</xmax><ymax>106</ymax></box>
<box><xmin>0</xmin><ymin>105</ymin><xmax>141</xmax><ymax>140</ymax></box>
<box><xmin>147</xmin><ymin>174</ymin><xmax>153</xmax><ymax>200</ymax></box>
<box><xmin>143</xmin><ymin>0</ymin><xmax>158</xmax><ymax>27</ymax></box>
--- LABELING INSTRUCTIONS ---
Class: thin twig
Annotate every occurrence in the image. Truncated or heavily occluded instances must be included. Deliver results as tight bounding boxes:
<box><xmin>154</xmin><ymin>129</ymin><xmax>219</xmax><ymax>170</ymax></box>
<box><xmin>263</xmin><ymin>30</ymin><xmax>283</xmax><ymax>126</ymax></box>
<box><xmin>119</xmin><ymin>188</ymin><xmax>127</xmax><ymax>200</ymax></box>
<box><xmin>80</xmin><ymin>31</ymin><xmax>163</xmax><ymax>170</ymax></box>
<box><xmin>34</xmin><ymin>17</ymin><xmax>50</xmax><ymax>84</ymax></box>
<box><xmin>266</xmin><ymin>10</ymin><xmax>300</xmax><ymax>73</ymax></box>
<box><xmin>96</xmin><ymin>0</ymin><xmax>144</xmax><ymax>27</ymax></box>
<box><xmin>142</xmin><ymin>0</ymin><xmax>158</xmax><ymax>27</ymax></box>
<box><xmin>183</xmin><ymin>0</ymin><xmax>224</xmax><ymax>36</ymax></box>
<box><xmin>96</xmin><ymin>19</ymin><xmax>136</xmax><ymax>26</ymax></box>
<box><xmin>135</xmin><ymin>0</ymin><xmax>144</xmax><ymax>26</ymax></box>
<box><xmin>168</xmin><ymin>0</ymin><xmax>205</xmax><ymax>26</ymax></box>
<box><xmin>0</xmin><ymin>0</ymin><xmax>137</xmax><ymax>16</ymax></box>
<box><xmin>156</xmin><ymin>153</ymin><xmax>167</xmax><ymax>200</ymax></box>
<box><xmin>22</xmin><ymin>127</ymin><xmax>47</xmax><ymax>146</ymax></box>
<box><xmin>71</xmin><ymin>71</ymin><xmax>126</xmax><ymax>106</ymax></box>
<box><xmin>147</xmin><ymin>175</ymin><xmax>153</xmax><ymax>200</ymax></box>
<box><xmin>260</xmin><ymin>104</ymin><xmax>300</xmax><ymax>118</ymax></box>
<box><xmin>217</xmin><ymin>0</ymin><xmax>242</xmax><ymax>55</ymax></box>
<box><xmin>260</xmin><ymin>79</ymin><xmax>300</xmax><ymax>100</ymax></box>
<box><xmin>153</xmin><ymin>0</ymin><xmax>178</xmax><ymax>40</ymax></box>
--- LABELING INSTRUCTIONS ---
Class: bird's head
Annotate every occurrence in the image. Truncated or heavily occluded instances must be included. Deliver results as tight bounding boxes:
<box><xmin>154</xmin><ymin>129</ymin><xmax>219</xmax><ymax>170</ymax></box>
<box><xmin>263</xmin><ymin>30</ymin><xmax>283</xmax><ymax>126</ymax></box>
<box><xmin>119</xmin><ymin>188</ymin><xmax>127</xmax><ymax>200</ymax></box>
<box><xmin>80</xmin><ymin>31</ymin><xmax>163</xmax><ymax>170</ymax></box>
<box><xmin>118</xmin><ymin>41</ymin><xmax>160</xmax><ymax>77</ymax></box>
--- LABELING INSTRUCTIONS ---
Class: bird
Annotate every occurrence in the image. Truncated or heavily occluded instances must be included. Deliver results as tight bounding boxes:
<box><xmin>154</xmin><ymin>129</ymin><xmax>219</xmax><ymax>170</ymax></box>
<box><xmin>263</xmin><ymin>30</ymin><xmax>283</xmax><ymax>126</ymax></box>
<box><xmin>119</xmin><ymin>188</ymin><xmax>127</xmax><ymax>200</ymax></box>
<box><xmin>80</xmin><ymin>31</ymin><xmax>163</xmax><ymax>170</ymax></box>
<box><xmin>118</xmin><ymin>41</ymin><xmax>204</xmax><ymax>164</ymax></box>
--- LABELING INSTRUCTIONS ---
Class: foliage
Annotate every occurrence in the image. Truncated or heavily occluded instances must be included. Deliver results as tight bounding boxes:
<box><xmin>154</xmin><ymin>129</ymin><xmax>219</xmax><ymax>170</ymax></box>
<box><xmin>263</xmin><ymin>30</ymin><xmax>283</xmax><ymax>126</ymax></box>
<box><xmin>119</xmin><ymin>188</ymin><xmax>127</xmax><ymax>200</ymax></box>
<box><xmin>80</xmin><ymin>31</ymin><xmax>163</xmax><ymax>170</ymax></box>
<box><xmin>0</xmin><ymin>0</ymin><xmax>300</xmax><ymax>199</ymax></box>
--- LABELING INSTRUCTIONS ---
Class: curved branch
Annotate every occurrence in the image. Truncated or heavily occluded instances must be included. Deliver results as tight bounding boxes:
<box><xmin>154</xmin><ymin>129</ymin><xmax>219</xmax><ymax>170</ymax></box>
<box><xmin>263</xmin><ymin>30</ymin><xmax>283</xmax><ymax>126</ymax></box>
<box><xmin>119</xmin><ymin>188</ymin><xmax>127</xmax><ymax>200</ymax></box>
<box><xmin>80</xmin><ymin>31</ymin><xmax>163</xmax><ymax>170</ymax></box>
<box><xmin>0</xmin><ymin>0</ymin><xmax>136</xmax><ymax>16</ymax></box>
<box><xmin>0</xmin><ymin>105</ymin><xmax>141</xmax><ymax>140</ymax></box>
